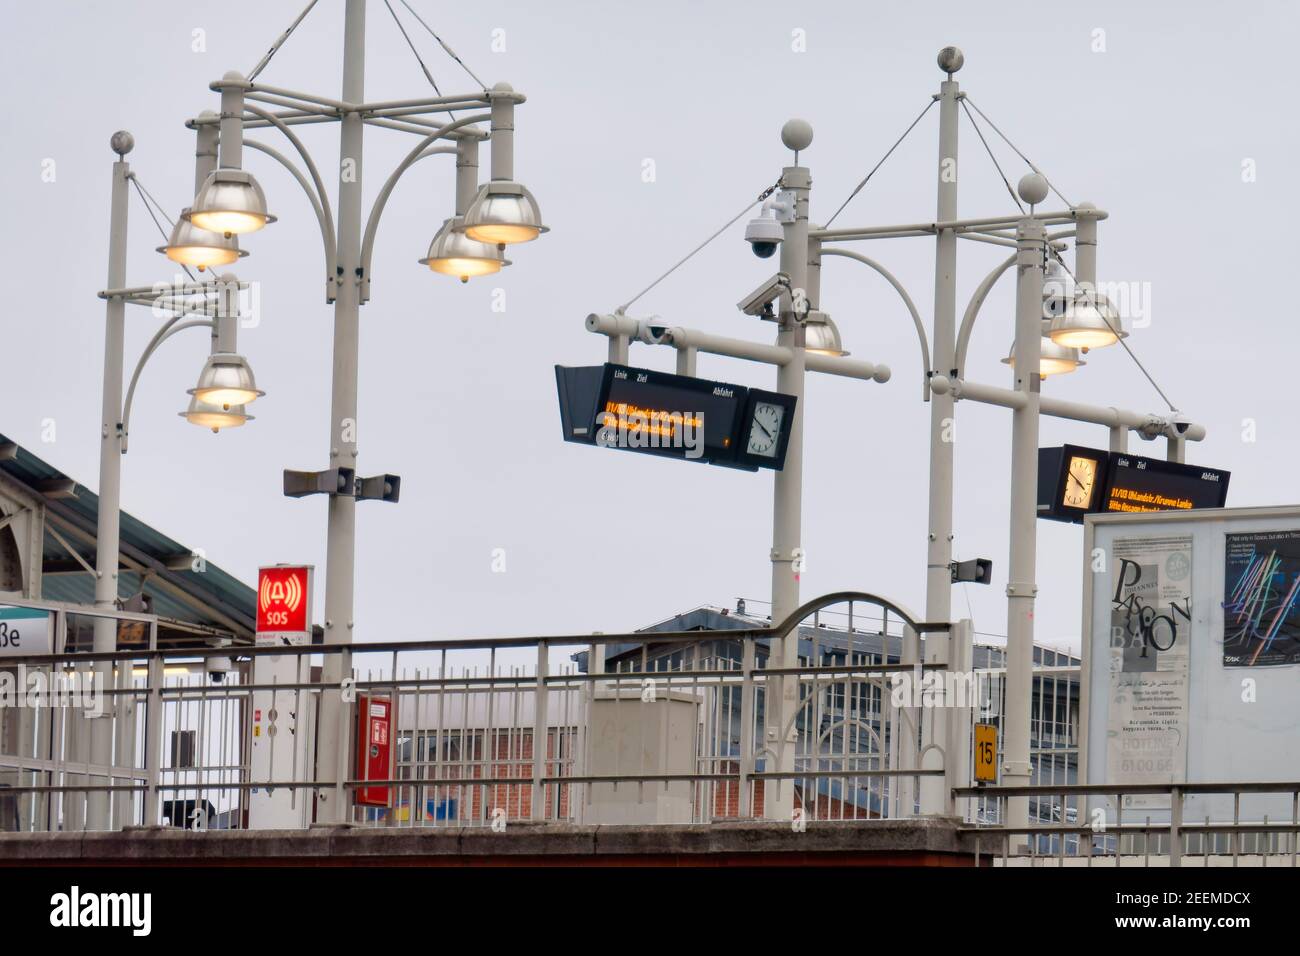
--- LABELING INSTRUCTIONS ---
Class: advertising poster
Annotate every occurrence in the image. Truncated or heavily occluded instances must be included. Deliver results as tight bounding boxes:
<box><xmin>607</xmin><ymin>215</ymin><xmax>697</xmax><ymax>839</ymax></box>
<box><xmin>1223</xmin><ymin>530</ymin><xmax>1300</xmax><ymax>667</ymax></box>
<box><xmin>1105</xmin><ymin>535</ymin><xmax>1192</xmax><ymax>810</ymax></box>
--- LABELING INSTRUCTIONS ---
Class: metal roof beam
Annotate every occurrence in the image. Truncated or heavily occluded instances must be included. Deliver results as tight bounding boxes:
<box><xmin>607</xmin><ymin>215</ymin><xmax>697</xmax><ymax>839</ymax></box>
<box><xmin>41</xmin><ymin>503</ymin><xmax>253</xmax><ymax>638</ymax></box>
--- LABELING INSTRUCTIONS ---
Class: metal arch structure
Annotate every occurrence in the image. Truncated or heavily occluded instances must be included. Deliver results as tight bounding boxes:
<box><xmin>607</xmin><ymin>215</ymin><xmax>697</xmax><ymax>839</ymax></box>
<box><xmin>759</xmin><ymin>589</ymin><xmax>955</xmax><ymax>819</ymax></box>
<box><xmin>767</xmin><ymin>589</ymin><xmax>950</xmax><ymax>643</ymax></box>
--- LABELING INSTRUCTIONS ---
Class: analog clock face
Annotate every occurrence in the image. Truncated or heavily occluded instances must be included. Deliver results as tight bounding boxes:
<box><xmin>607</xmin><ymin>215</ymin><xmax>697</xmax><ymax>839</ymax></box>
<box><xmin>747</xmin><ymin>402</ymin><xmax>785</xmax><ymax>457</ymax></box>
<box><xmin>1063</xmin><ymin>455</ymin><xmax>1098</xmax><ymax>509</ymax></box>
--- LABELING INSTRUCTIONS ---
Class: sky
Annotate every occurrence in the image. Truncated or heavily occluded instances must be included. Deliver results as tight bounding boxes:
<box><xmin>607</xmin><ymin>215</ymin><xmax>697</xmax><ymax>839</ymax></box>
<box><xmin>0</xmin><ymin>0</ymin><xmax>1295</xmax><ymax>655</ymax></box>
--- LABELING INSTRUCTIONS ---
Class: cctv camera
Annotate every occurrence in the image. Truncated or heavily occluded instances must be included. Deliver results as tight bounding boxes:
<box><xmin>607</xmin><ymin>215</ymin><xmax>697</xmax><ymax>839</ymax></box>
<box><xmin>635</xmin><ymin>318</ymin><xmax>673</xmax><ymax>345</ymax></box>
<box><xmin>744</xmin><ymin>216</ymin><xmax>783</xmax><ymax>259</ymax></box>
<box><xmin>1168</xmin><ymin>412</ymin><xmax>1191</xmax><ymax>436</ymax></box>
<box><xmin>737</xmin><ymin>272</ymin><xmax>791</xmax><ymax>318</ymax></box>
<box><xmin>744</xmin><ymin>190</ymin><xmax>795</xmax><ymax>259</ymax></box>
<box><xmin>205</xmin><ymin>655</ymin><xmax>234</xmax><ymax>682</ymax></box>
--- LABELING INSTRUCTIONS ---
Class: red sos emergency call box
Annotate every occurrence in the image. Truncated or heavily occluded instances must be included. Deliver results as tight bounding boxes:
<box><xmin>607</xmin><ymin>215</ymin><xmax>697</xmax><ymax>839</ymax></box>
<box><xmin>255</xmin><ymin>565</ymin><xmax>313</xmax><ymax>645</ymax></box>
<box><xmin>355</xmin><ymin>693</ymin><xmax>395</xmax><ymax>808</ymax></box>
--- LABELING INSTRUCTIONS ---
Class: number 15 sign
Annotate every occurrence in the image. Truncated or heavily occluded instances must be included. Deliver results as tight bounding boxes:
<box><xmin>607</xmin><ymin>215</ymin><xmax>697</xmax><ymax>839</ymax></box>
<box><xmin>256</xmin><ymin>565</ymin><xmax>314</xmax><ymax>646</ymax></box>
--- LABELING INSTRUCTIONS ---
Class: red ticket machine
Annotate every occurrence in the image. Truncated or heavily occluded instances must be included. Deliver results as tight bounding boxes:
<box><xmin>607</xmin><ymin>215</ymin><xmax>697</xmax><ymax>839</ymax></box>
<box><xmin>354</xmin><ymin>693</ymin><xmax>395</xmax><ymax>808</ymax></box>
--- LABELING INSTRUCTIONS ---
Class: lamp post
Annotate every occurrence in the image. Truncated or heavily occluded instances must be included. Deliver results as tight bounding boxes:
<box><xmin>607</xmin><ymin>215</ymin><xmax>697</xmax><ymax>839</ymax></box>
<box><xmin>165</xmin><ymin>0</ymin><xmax>545</xmax><ymax>824</ymax></box>
<box><xmin>88</xmin><ymin>128</ymin><xmax>258</xmax><ymax>829</ymax></box>
<box><xmin>580</xmin><ymin>48</ymin><xmax>1201</xmax><ymax>827</ymax></box>
<box><xmin>792</xmin><ymin>48</ymin><xmax>1207</xmax><ymax>825</ymax></box>
<box><xmin>766</xmin><ymin>120</ymin><xmax>812</xmax><ymax>819</ymax></box>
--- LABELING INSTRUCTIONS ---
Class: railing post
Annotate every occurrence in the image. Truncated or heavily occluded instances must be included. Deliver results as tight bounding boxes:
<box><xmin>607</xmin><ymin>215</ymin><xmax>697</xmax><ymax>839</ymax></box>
<box><xmin>531</xmin><ymin>639</ymin><xmax>548</xmax><ymax>820</ymax></box>
<box><xmin>1169</xmin><ymin>785</ymin><xmax>1182</xmax><ymax>867</ymax></box>
<box><xmin>331</xmin><ymin>654</ymin><xmax>351</xmax><ymax>824</ymax></box>
<box><xmin>944</xmin><ymin>620</ymin><xmax>974</xmax><ymax>818</ymax></box>
<box><xmin>738</xmin><ymin>637</ymin><xmax>756</xmax><ymax>817</ymax></box>
<box><xmin>142</xmin><ymin>653</ymin><xmax>163</xmax><ymax>827</ymax></box>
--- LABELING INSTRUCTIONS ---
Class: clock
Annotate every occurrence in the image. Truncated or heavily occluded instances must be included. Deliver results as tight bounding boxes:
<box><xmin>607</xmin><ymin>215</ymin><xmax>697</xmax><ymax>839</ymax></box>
<box><xmin>1062</xmin><ymin>454</ymin><xmax>1099</xmax><ymax>509</ymax></box>
<box><xmin>746</xmin><ymin>401</ymin><xmax>785</xmax><ymax>458</ymax></box>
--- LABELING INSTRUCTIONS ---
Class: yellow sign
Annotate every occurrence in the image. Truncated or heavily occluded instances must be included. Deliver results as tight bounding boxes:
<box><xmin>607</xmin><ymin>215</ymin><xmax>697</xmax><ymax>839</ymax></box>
<box><xmin>974</xmin><ymin>723</ymin><xmax>998</xmax><ymax>783</ymax></box>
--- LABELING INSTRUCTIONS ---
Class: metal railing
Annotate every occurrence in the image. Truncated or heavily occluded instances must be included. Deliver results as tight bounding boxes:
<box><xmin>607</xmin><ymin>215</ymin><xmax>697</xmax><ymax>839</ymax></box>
<box><xmin>961</xmin><ymin>646</ymin><xmax>1081</xmax><ymax>830</ymax></box>
<box><xmin>0</xmin><ymin>592</ymin><xmax>954</xmax><ymax>831</ymax></box>
<box><xmin>954</xmin><ymin>781</ymin><xmax>1300</xmax><ymax>866</ymax></box>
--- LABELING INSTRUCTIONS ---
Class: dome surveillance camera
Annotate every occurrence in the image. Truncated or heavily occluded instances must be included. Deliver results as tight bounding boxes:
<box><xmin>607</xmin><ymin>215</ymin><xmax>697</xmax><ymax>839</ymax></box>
<box><xmin>744</xmin><ymin>190</ymin><xmax>794</xmax><ymax>259</ymax></box>
<box><xmin>1167</xmin><ymin>412</ymin><xmax>1192</xmax><ymax>436</ymax></box>
<box><xmin>744</xmin><ymin>216</ymin><xmax>783</xmax><ymax>258</ymax></box>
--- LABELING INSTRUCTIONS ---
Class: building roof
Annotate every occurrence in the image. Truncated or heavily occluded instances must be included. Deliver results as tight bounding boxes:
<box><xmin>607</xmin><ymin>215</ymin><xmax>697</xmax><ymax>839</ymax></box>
<box><xmin>0</xmin><ymin>432</ymin><xmax>255</xmax><ymax>641</ymax></box>
<box><xmin>577</xmin><ymin>603</ymin><xmax>1080</xmax><ymax>679</ymax></box>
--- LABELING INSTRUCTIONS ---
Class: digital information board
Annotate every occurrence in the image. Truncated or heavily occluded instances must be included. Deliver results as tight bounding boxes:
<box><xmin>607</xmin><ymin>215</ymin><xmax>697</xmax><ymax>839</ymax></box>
<box><xmin>555</xmin><ymin>363</ymin><xmax>797</xmax><ymax>471</ymax></box>
<box><xmin>1038</xmin><ymin>444</ymin><xmax>1228</xmax><ymax>524</ymax></box>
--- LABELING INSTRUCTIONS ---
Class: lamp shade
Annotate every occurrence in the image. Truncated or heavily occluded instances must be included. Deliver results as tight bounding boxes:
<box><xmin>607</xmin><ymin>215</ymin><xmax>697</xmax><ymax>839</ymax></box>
<box><xmin>460</xmin><ymin>181</ymin><xmax>547</xmax><ymax>245</ymax></box>
<box><xmin>180</xmin><ymin>395</ymin><xmax>252</xmax><ymax>432</ymax></box>
<box><xmin>188</xmin><ymin>353</ymin><xmax>264</xmax><ymax>408</ymax></box>
<box><xmin>157</xmin><ymin>210</ymin><xmax>246</xmax><ymax>270</ymax></box>
<box><xmin>803</xmin><ymin>315</ymin><xmax>849</xmax><ymax>356</ymax></box>
<box><xmin>418</xmin><ymin>217</ymin><xmax>509</xmax><ymax>281</ymax></box>
<box><xmin>1002</xmin><ymin>336</ymin><xmax>1084</xmax><ymax>377</ymax></box>
<box><xmin>185</xmin><ymin>169</ymin><xmax>275</xmax><ymax>236</ymax></box>
<box><xmin>1047</xmin><ymin>291</ymin><xmax>1125</xmax><ymax>350</ymax></box>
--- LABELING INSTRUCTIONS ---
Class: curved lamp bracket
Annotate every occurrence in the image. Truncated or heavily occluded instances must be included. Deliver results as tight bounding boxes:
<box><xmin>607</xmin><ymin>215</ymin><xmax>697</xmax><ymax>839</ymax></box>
<box><xmin>955</xmin><ymin>253</ymin><xmax>1016</xmax><ymax>379</ymax></box>
<box><xmin>241</xmin><ymin>103</ymin><xmax>337</xmax><ymax>297</ymax></box>
<box><xmin>245</xmin><ymin>139</ymin><xmax>337</xmax><ymax>300</ymax></box>
<box><xmin>121</xmin><ymin>316</ymin><xmax>215</xmax><ymax>453</ymax></box>
<box><xmin>820</xmin><ymin>248</ymin><xmax>931</xmax><ymax>400</ymax></box>
<box><xmin>359</xmin><ymin>111</ymin><xmax>491</xmax><ymax>304</ymax></box>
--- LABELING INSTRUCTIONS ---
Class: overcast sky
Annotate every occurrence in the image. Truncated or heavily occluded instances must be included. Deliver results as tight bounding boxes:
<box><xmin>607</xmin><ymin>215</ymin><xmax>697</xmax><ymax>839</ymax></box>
<box><xmin>1</xmin><ymin>0</ymin><xmax>1295</xmax><ymax>654</ymax></box>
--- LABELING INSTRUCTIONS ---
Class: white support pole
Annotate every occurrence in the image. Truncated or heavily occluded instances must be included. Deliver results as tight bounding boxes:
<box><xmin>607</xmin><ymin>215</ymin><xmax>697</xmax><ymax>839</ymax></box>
<box><xmin>1003</xmin><ymin>214</ymin><xmax>1046</xmax><ymax>840</ymax></box>
<box><xmin>765</xmin><ymin>156</ymin><xmax>810</xmax><ymax>820</ymax></box>
<box><xmin>919</xmin><ymin>64</ymin><xmax>960</xmax><ymax>817</ymax></box>
<box><xmin>1166</xmin><ymin>435</ymin><xmax>1186</xmax><ymax>463</ymax></box>
<box><xmin>454</xmin><ymin>137</ymin><xmax>479</xmax><ymax>216</ymax></box>
<box><xmin>88</xmin><ymin>135</ymin><xmax>133</xmax><ymax>831</ymax></box>
<box><xmin>946</xmin><ymin>619</ymin><xmax>975</xmax><ymax>819</ymax></box>
<box><xmin>316</xmin><ymin>0</ymin><xmax>366</xmax><ymax>825</ymax></box>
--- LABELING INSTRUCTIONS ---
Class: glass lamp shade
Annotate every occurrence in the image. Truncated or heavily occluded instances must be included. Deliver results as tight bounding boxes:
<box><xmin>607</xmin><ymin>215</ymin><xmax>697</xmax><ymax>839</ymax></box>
<box><xmin>418</xmin><ymin>218</ymin><xmax>509</xmax><ymax>281</ymax></box>
<box><xmin>157</xmin><ymin>211</ymin><xmax>246</xmax><ymax>271</ymax></box>
<box><xmin>1047</xmin><ymin>293</ymin><xmax>1124</xmax><ymax>350</ymax></box>
<box><xmin>188</xmin><ymin>353</ymin><xmax>264</xmax><ymax>408</ymax></box>
<box><xmin>185</xmin><ymin>169</ymin><xmax>275</xmax><ymax>236</ymax></box>
<box><xmin>804</xmin><ymin>315</ymin><xmax>849</xmax><ymax>356</ymax></box>
<box><xmin>460</xmin><ymin>181</ymin><xmax>547</xmax><ymax>245</ymax></box>
<box><xmin>180</xmin><ymin>395</ymin><xmax>252</xmax><ymax>432</ymax></box>
<box><xmin>1002</xmin><ymin>336</ymin><xmax>1084</xmax><ymax>377</ymax></box>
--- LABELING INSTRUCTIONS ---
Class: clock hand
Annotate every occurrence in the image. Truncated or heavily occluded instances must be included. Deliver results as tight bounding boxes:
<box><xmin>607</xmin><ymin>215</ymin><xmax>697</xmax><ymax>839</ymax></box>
<box><xmin>1068</xmin><ymin>470</ymin><xmax>1087</xmax><ymax>491</ymax></box>
<box><xmin>756</xmin><ymin>420</ymin><xmax>774</xmax><ymax>441</ymax></box>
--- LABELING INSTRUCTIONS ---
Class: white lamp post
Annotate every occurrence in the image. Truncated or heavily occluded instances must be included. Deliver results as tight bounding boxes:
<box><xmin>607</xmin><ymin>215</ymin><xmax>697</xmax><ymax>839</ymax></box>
<box><xmin>164</xmin><ymin>0</ymin><xmax>547</xmax><ymax>824</ymax></box>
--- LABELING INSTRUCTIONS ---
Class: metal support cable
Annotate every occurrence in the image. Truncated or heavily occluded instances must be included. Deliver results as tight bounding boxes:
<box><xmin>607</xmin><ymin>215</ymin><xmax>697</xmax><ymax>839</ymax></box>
<box><xmin>1053</xmin><ymin>254</ymin><xmax>1176</xmax><ymax>412</ymax></box>
<box><xmin>959</xmin><ymin>98</ymin><xmax>1023</xmax><ymax>214</ymax></box>
<box><xmin>382</xmin><ymin>0</ymin><xmax>457</xmax><ymax>120</ymax></box>
<box><xmin>617</xmin><ymin>180</ymin><xmax>783</xmax><ymax>314</ymax></box>
<box><xmin>962</xmin><ymin>96</ymin><xmax>1074</xmax><ymax>210</ymax></box>
<box><xmin>248</xmin><ymin>0</ymin><xmax>321</xmax><ymax>82</ymax></box>
<box><xmin>398</xmin><ymin>0</ymin><xmax>488</xmax><ymax>91</ymax></box>
<box><xmin>128</xmin><ymin>175</ymin><xmax>197</xmax><ymax>282</ymax></box>
<box><xmin>823</xmin><ymin>99</ymin><xmax>936</xmax><ymax>228</ymax></box>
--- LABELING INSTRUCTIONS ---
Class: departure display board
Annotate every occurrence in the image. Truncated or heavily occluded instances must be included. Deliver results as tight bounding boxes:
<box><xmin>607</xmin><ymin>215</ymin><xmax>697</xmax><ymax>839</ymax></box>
<box><xmin>554</xmin><ymin>363</ymin><xmax>796</xmax><ymax>471</ymax></box>
<box><xmin>1103</xmin><ymin>453</ymin><xmax>1229</xmax><ymax>515</ymax></box>
<box><xmin>1038</xmin><ymin>444</ymin><xmax>1229</xmax><ymax>524</ymax></box>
